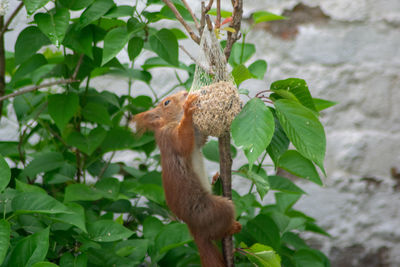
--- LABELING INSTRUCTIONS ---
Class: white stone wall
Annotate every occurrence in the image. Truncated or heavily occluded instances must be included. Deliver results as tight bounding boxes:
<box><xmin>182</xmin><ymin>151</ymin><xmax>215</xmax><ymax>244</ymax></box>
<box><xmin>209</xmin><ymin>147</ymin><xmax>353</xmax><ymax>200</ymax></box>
<box><xmin>3</xmin><ymin>0</ymin><xmax>400</xmax><ymax>266</ymax></box>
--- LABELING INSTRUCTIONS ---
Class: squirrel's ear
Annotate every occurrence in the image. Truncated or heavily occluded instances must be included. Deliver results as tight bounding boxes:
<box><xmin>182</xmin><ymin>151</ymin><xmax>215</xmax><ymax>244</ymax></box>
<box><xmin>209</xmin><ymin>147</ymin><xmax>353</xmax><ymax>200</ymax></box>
<box><xmin>133</xmin><ymin>109</ymin><xmax>162</xmax><ymax>134</ymax></box>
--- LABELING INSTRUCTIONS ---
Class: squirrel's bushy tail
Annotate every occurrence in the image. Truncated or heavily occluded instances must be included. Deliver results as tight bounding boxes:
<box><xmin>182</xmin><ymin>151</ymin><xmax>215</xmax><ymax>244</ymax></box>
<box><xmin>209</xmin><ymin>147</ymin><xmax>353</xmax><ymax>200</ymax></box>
<box><xmin>193</xmin><ymin>235</ymin><xmax>225</xmax><ymax>267</ymax></box>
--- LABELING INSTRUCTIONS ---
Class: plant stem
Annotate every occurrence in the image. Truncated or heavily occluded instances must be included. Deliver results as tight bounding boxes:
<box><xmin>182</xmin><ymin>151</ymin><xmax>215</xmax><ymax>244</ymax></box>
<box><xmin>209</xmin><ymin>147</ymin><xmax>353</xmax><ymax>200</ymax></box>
<box><xmin>218</xmin><ymin>133</ymin><xmax>234</xmax><ymax>266</ymax></box>
<box><xmin>0</xmin><ymin>79</ymin><xmax>79</xmax><ymax>102</ymax></box>
<box><xmin>161</xmin><ymin>0</ymin><xmax>200</xmax><ymax>44</ymax></box>
<box><xmin>0</xmin><ymin>3</ymin><xmax>24</xmax><ymax>38</ymax></box>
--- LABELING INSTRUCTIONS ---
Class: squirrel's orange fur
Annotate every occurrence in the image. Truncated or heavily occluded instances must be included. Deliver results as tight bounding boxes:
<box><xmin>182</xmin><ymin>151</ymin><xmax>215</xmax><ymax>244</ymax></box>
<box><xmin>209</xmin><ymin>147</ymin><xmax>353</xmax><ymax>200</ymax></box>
<box><xmin>134</xmin><ymin>91</ymin><xmax>241</xmax><ymax>267</ymax></box>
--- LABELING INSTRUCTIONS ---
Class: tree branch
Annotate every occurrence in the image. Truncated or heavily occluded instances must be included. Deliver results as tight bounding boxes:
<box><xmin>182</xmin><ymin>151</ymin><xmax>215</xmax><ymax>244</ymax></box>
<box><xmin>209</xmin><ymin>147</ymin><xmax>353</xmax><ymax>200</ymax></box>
<box><xmin>0</xmin><ymin>2</ymin><xmax>24</xmax><ymax>38</ymax></box>
<box><xmin>181</xmin><ymin>0</ymin><xmax>200</xmax><ymax>30</ymax></box>
<box><xmin>161</xmin><ymin>0</ymin><xmax>200</xmax><ymax>44</ymax></box>
<box><xmin>72</xmin><ymin>54</ymin><xmax>84</xmax><ymax>80</ymax></box>
<box><xmin>0</xmin><ymin>79</ymin><xmax>78</xmax><ymax>102</ymax></box>
<box><xmin>224</xmin><ymin>0</ymin><xmax>243</xmax><ymax>61</ymax></box>
<box><xmin>216</xmin><ymin>0</ymin><xmax>221</xmax><ymax>28</ymax></box>
<box><xmin>219</xmin><ymin>133</ymin><xmax>234</xmax><ymax>267</ymax></box>
<box><xmin>205</xmin><ymin>0</ymin><xmax>214</xmax><ymax>13</ymax></box>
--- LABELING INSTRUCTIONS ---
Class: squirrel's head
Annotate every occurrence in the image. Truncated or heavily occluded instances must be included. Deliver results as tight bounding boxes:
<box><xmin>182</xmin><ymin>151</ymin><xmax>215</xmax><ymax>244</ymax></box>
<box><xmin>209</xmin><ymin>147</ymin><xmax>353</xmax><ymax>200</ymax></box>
<box><xmin>133</xmin><ymin>91</ymin><xmax>188</xmax><ymax>134</ymax></box>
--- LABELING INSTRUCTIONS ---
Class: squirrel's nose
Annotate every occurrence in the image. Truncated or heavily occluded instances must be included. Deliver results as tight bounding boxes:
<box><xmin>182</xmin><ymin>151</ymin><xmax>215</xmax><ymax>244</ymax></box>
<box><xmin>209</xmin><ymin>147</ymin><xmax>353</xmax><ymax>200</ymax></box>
<box><xmin>183</xmin><ymin>91</ymin><xmax>188</xmax><ymax>98</ymax></box>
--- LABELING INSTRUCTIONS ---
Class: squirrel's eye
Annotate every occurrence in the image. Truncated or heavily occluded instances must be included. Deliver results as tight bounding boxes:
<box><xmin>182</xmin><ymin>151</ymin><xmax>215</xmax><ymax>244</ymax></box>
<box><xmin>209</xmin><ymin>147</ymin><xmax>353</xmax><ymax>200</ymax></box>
<box><xmin>164</xmin><ymin>100</ymin><xmax>171</xmax><ymax>106</ymax></box>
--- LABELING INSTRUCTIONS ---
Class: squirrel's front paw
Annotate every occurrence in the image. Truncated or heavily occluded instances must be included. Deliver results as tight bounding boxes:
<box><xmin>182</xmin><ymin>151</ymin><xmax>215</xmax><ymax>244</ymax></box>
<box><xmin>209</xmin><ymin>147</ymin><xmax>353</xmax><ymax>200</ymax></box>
<box><xmin>184</xmin><ymin>94</ymin><xmax>198</xmax><ymax>115</ymax></box>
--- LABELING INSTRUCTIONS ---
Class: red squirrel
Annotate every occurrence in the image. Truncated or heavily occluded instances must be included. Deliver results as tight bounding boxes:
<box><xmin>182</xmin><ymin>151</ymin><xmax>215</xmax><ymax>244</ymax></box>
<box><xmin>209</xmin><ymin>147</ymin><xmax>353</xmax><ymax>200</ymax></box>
<box><xmin>134</xmin><ymin>91</ymin><xmax>241</xmax><ymax>267</ymax></box>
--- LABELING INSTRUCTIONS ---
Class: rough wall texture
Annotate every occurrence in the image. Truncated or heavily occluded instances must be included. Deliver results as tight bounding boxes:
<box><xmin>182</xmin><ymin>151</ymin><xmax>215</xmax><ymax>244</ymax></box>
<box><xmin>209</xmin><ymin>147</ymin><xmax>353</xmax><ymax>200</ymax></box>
<box><xmin>2</xmin><ymin>0</ymin><xmax>400</xmax><ymax>266</ymax></box>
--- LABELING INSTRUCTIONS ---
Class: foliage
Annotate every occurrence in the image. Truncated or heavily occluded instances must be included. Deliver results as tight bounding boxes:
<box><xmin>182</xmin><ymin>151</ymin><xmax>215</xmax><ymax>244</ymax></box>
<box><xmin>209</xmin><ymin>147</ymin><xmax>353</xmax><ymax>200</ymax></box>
<box><xmin>0</xmin><ymin>0</ymin><xmax>334</xmax><ymax>266</ymax></box>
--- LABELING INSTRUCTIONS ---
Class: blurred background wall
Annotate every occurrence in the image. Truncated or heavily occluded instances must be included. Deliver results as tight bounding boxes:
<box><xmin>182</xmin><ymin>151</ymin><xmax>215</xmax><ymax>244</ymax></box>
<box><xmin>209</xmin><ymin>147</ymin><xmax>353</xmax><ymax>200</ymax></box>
<box><xmin>2</xmin><ymin>0</ymin><xmax>400</xmax><ymax>266</ymax></box>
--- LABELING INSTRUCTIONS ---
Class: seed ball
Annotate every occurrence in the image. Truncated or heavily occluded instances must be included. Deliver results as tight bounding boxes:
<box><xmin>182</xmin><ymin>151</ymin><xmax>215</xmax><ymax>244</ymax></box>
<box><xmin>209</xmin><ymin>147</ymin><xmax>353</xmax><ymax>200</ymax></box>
<box><xmin>191</xmin><ymin>81</ymin><xmax>242</xmax><ymax>137</ymax></box>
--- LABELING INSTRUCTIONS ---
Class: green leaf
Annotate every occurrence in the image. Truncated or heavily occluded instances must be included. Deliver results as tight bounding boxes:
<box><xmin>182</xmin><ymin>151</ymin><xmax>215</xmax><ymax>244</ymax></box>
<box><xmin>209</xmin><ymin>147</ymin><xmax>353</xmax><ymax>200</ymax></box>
<box><xmin>32</xmin><ymin>262</ymin><xmax>59</xmax><ymax>267</ymax></box>
<box><xmin>155</xmin><ymin>223</ymin><xmax>192</xmax><ymax>254</ymax></box>
<box><xmin>82</xmin><ymin>102</ymin><xmax>112</xmax><ymax>126</ymax></box>
<box><xmin>125</xmin><ymin>182</ymin><xmax>165</xmax><ymax>205</ymax></box>
<box><xmin>59</xmin><ymin>0</ymin><xmax>94</xmax><ymax>10</ymax></box>
<box><xmin>202</xmin><ymin>140</ymin><xmax>237</xmax><ymax>162</ymax></box>
<box><xmin>278</xmin><ymin>150</ymin><xmax>322</xmax><ymax>185</ymax></box>
<box><xmin>142</xmin><ymin>57</ymin><xmax>187</xmax><ymax>70</ymax></box>
<box><xmin>66</xmin><ymin>127</ymin><xmax>107</xmax><ymax>155</ymax></box>
<box><xmin>208</xmin><ymin>8</ymin><xmax>232</xmax><ymax>18</ymax></box>
<box><xmin>15</xmin><ymin>26</ymin><xmax>50</xmax><ymax>65</ymax></box>
<box><xmin>143</xmin><ymin>217</ymin><xmax>163</xmax><ymax>240</ymax></box>
<box><xmin>52</xmin><ymin>203</ymin><xmax>87</xmax><ymax>232</ymax></box>
<box><xmin>30</xmin><ymin>64</ymin><xmax>56</xmax><ymax>84</ymax></box>
<box><xmin>243</xmin><ymin>243</ymin><xmax>281</xmax><ymax>267</ymax></box>
<box><xmin>115</xmin><ymin>239</ymin><xmax>149</xmax><ymax>261</ymax></box>
<box><xmin>169</xmin><ymin>28</ymin><xmax>188</xmax><ymax>40</ymax></box>
<box><xmin>252</xmin><ymin>11</ymin><xmax>286</xmax><ymax>24</ymax></box>
<box><xmin>159</xmin><ymin>4</ymin><xmax>193</xmax><ymax>22</ymax></box>
<box><xmin>0</xmin><ymin>142</ymin><xmax>19</xmax><ymax>157</ymax></box>
<box><xmin>275</xmin><ymin>192</ymin><xmax>301</xmax><ymax>212</ymax></box>
<box><xmin>271</xmin><ymin>78</ymin><xmax>317</xmax><ymax>112</ymax></box>
<box><xmin>0</xmin><ymin>155</ymin><xmax>11</xmax><ymax>193</ymax></box>
<box><xmin>244</xmin><ymin>214</ymin><xmax>281</xmax><ymax>250</ymax></box>
<box><xmin>281</xmin><ymin>232</ymin><xmax>308</xmax><ymax>250</ymax></box>
<box><xmin>8</xmin><ymin>227</ymin><xmax>50</xmax><ymax>267</ymax></box>
<box><xmin>64</xmin><ymin>184</ymin><xmax>103</xmax><ymax>202</ymax></box>
<box><xmin>268</xmin><ymin>175</ymin><xmax>306</xmax><ymax>194</ymax></box>
<box><xmin>127</xmin><ymin>37</ymin><xmax>144</xmax><ymax>61</ymax></box>
<box><xmin>0</xmin><ymin>189</ymin><xmax>18</xmax><ymax>215</ymax></box>
<box><xmin>15</xmin><ymin>180</ymin><xmax>47</xmax><ymax>194</ymax></box>
<box><xmin>313</xmin><ymin>98</ymin><xmax>337</xmax><ymax>112</ymax></box>
<box><xmin>63</xmin><ymin>24</ymin><xmax>93</xmax><ymax>58</ymax></box>
<box><xmin>245</xmin><ymin>169</ymin><xmax>270</xmax><ymax>200</ymax></box>
<box><xmin>23</xmin><ymin>0</ymin><xmax>50</xmax><ymax>15</ymax></box>
<box><xmin>24</xmin><ymin>152</ymin><xmax>64</xmax><ymax>177</ymax></box>
<box><xmin>34</xmin><ymin>8</ymin><xmax>70</xmax><ymax>47</ymax></box>
<box><xmin>12</xmin><ymin>192</ymin><xmax>70</xmax><ymax>214</ymax></box>
<box><xmin>87</xmin><ymin>220</ymin><xmax>133</xmax><ymax>242</ymax></box>
<box><xmin>274</xmin><ymin>99</ymin><xmax>326</xmax><ymax>173</ymax></box>
<box><xmin>149</xmin><ymin>29</ymin><xmax>179</xmax><ymax>66</ymax></box>
<box><xmin>104</xmin><ymin>5</ymin><xmax>134</xmax><ymax>18</ymax></box>
<box><xmin>102</xmin><ymin>27</ymin><xmax>130</xmax><ymax>65</ymax></box>
<box><xmin>293</xmin><ymin>249</ymin><xmax>327</xmax><ymax>267</ymax></box>
<box><xmin>305</xmin><ymin>221</ymin><xmax>331</xmax><ymax>236</ymax></box>
<box><xmin>232</xmin><ymin>64</ymin><xmax>253</xmax><ymax>86</ymax></box>
<box><xmin>231</xmin><ymin>98</ymin><xmax>275</xmax><ymax>168</ymax></box>
<box><xmin>12</xmin><ymin>54</ymin><xmax>47</xmax><ymax>85</ymax></box>
<box><xmin>79</xmin><ymin>0</ymin><xmax>115</xmax><ymax>29</ymax></box>
<box><xmin>248</xmin><ymin>60</ymin><xmax>267</xmax><ymax>79</ymax></box>
<box><xmin>101</xmin><ymin>127</ymin><xmax>135</xmax><ymax>152</ymax></box>
<box><xmin>60</xmin><ymin>252</ymin><xmax>88</xmax><ymax>267</ymax></box>
<box><xmin>229</xmin><ymin>43</ymin><xmax>256</xmax><ymax>66</ymax></box>
<box><xmin>95</xmin><ymin>177</ymin><xmax>120</xmax><ymax>200</ymax></box>
<box><xmin>266</xmin><ymin>110</ymin><xmax>290</xmax><ymax>165</ymax></box>
<box><xmin>108</xmin><ymin>68</ymin><xmax>151</xmax><ymax>83</ymax></box>
<box><xmin>0</xmin><ymin>219</ymin><xmax>10</xmax><ymax>265</ymax></box>
<box><xmin>48</xmin><ymin>93</ymin><xmax>80</xmax><ymax>131</ymax></box>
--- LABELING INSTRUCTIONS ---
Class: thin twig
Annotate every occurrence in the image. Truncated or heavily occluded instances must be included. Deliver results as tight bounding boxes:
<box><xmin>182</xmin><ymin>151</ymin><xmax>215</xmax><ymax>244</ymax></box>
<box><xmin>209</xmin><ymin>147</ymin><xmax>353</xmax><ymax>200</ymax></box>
<box><xmin>0</xmin><ymin>2</ymin><xmax>24</xmax><ymax>38</ymax></box>
<box><xmin>0</xmin><ymin>79</ymin><xmax>78</xmax><ymax>102</ymax></box>
<box><xmin>98</xmin><ymin>151</ymin><xmax>116</xmax><ymax>179</ymax></box>
<box><xmin>224</xmin><ymin>0</ymin><xmax>243</xmax><ymax>61</ymax></box>
<box><xmin>161</xmin><ymin>0</ymin><xmax>200</xmax><ymax>44</ymax></box>
<box><xmin>255</xmin><ymin>89</ymin><xmax>272</xmax><ymax>98</ymax></box>
<box><xmin>72</xmin><ymin>54</ymin><xmax>84</xmax><ymax>80</ymax></box>
<box><xmin>179</xmin><ymin>45</ymin><xmax>213</xmax><ymax>75</ymax></box>
<box><xmin>181</xmin><ymin>0</ymin><xmax>200</xmax><ymax>30</ymax></box>
<box><xmin>18</xmin><ymin>102</ymin><xmax>48</xmax><ymax>166</ymax></box>
<box><xmin>216</xmin><ymin>0</ymin><xmax>221</xmax><ymax>28</ymax></box>
<box><xmin>205</xmin><ymin>14</ymin><xmax>213</xmax><ymax>31</ymax></box>
<box><xmin>205</xmin><ymin>0</ymin><xmax>214</xmax><ymax>13</ymax></box>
